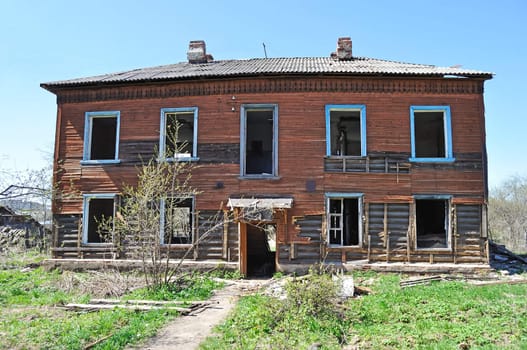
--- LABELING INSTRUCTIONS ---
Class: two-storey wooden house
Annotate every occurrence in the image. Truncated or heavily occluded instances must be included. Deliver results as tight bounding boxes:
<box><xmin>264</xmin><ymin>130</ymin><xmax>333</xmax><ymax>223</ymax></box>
<box><xmin>41</xmin><ymin>38</ymin><xmax>493</xmax><ymax>275</ymax></box>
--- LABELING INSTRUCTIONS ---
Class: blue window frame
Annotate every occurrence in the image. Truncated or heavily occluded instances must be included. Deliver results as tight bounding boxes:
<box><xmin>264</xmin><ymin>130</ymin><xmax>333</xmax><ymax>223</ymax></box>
<box><xmin>82</xmin><ymin>193</ymin><xmax>116</xmax><ymax>244</ymax></box>
<box><xmin>410</xmin><ymin>106</ymin><xmax>454</xmax><ymax>162</ymax></box>
<box><xmin>82</xmin><ymin>111</ymin><xmax>120</xmax><ymax>164</ymax></box>
<box><xmin>413</xmin><ymin>194</ymin><xmax>452</xmax><ymax>250</ymax></box>
<box><xmin>240</xmin><ymin>104</ymin><xmax>278</xmax><ymax>178</ymax></box>
<box><xmin>160</xmin><ymin>107</ymin><xmax>199</xmax><ymax>161</ymax></box>
<box><xmin>325</xmin><ymin>105</ymin><xmax>367</xmax><ymax>157</ymax></box>
<box><xmin>325</xmin><ymin>192</ymin><xmax>363</xmax><ymax>247</ymax></box>
<box><xmin>159</xmin><ymin>197</ymin><xmax>194</xmax><ymax>245</ymax></box>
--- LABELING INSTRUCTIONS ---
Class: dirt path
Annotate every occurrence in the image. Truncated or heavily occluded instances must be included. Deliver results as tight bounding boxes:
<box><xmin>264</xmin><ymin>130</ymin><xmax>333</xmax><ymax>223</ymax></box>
<box><xmin>127</xmin><ymin>279</ymin><xmax>267</xmax><ymax>350</ymax></box>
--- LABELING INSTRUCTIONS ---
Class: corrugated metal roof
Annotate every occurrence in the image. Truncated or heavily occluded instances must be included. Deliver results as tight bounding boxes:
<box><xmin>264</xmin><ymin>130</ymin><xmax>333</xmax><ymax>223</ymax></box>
<box><xmin>41</xmin><ymin>57</ymin><xmax>493</xmax><ymax>89</ymax></box>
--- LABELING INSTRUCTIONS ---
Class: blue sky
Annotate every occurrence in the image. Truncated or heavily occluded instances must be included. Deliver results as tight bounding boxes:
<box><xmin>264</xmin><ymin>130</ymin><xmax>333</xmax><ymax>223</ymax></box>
<box><xmin>1</xmin><ymin>0</ymin><xmax>526</xmax><ymax>188</ymax></box>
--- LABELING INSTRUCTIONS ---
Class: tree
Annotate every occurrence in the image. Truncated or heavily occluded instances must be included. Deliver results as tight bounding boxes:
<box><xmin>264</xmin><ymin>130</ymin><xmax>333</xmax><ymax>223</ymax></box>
<box><xmin>97</xmin><ymin>123</ymin><xmax>260</xmax><ymax>290</ymax></box>
<box><xmin>488</xmin><ymin>175</ymin><xmax>527</xmax><ymax>254</ymax></box>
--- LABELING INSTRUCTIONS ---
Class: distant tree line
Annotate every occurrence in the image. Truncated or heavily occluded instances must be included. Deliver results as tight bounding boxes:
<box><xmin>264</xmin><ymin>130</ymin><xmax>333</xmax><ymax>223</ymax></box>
<box><xmin>488</xmin><ymin>175</ymin><xmax>527</xmax><ymax>254</ymax></box>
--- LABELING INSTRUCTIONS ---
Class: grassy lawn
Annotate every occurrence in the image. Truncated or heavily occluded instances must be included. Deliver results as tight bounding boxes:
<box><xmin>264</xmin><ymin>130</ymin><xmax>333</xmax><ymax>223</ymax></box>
<box><xmin>0</xmin><ymin>266</ymin><xmax>223</xmax><ymax>349</ymax></box>
<box><xmin>202</xmin><ymin>272</ymin><xmax>527</xmax><ymax>350</ymax></box>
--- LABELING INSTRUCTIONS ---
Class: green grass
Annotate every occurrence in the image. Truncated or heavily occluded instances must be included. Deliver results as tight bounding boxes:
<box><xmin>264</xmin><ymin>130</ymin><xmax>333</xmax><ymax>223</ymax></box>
<box><xmin>202</xmin><ymin>273</ymin><xmax>527</xmax><ymax>350</ymax></box>
<box><xmin>0</xmin><ymin>267</ymin><xmax>223</xmax><ymax>349</ymax></box>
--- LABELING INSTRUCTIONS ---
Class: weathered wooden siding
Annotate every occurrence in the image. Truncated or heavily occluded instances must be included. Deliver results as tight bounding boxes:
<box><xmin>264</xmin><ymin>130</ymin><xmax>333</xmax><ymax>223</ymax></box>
<box><xmin>279</xmin><ymin>215</ymin><xmax>323</xmax><ymax>266</ymax></box>
<box><xmin>455</xmin><ymin>204</ymin><xmax>485</xmax><ymax>263</ymax></box>
<box><xmin>51</xmin><ymin>75</ymin><xmax>488</xmax><ymax>265</ymax></box>
<box><xmin>366</xmin><ymin>203</ymin><xmax>410</xmax><ymax>262</ymax></box>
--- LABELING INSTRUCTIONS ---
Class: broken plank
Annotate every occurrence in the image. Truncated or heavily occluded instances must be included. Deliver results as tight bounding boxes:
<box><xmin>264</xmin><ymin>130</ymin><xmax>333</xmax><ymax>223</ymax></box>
<box><xmin>64</xmin><ymin>303</ymin><xmax>192</xmax><ymax>313</ymax></box>
<box><xmin>89</xmin><ymin>298</ymin><xmax>218</xmax><ymax>306</ymax></box>
<box><xmin>400</xmin><ymin>275</ymin><xmax>443</xmax><ymax>288</ymax></box>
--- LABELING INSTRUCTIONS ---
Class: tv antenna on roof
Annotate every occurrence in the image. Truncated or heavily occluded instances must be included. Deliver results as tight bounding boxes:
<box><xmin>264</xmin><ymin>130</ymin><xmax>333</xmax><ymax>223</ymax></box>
<box><xmin>262</xmin><ymin>42</ymin><xmax>268</xmax><ymax>58</ymax></box>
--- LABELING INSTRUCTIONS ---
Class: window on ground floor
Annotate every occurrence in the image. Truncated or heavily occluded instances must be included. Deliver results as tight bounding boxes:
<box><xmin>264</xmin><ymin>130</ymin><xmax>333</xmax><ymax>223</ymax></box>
<box><xmin>326</xmin><ymin>194</ymin><xmax>362</xmax><ymax>246</ymax></box>
<box><xmin>160</xmin><ymin>197</ymin><xmax>194</xmax><ymax>245</ymax></box>
<box><xmin>240</xmin><ymin>104</ymin><xmax>278</xmax><ymax>177</ymax></box>
<box><xmin>82</xmin><ymin>194</ymin><xmax>116</xmax><ymax>244</ymax></box>
<box><xmin>415</xmin><ymin>197</ymin><xmax>451</xmax><ymax>249</ymax></box>
<box><xmin>83</xmin><ymin>111</ymin><xmax>120</xmax><ymax>163</ymax></box>
<box><xmin>325</xmin><ymin>105</ymin><xmax>366</xmax><ymax>157</ymax></box>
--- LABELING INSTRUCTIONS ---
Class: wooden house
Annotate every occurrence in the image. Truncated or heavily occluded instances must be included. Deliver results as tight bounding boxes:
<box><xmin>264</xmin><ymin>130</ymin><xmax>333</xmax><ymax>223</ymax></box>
<box><xmin>41</xmin><ymin>38</ymin><xmax>493</xmax><ymax>275</ymax></box>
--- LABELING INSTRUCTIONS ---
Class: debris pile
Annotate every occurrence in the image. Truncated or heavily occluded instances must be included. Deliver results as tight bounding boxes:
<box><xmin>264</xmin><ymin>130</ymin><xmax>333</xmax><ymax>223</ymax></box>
<box><xmin>489</xmin><ymin>241</ymin><xmax>527</xmax><ymax>275</ymax></box>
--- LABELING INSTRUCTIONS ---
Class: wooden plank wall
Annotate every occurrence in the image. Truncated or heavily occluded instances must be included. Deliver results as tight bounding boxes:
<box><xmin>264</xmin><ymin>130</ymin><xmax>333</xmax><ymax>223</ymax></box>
<box><xmin>51</xmin><ymin>75</ymin><xmax>488</xmax><ymax>264</ymax></box>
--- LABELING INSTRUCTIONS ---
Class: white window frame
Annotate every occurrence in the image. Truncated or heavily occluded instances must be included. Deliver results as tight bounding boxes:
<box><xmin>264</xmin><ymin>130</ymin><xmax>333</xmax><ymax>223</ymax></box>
<box><xmin>160</xmin><ymin>107</ymin><xmax>199</xmax><ymax>161</ymax></box>
<box><xmin>240</xmin><ymin>104</ymin><xmax>279</xmax><ymax>178</ymax></box>
<box><xmin>82</xmin><ymin>193</ymin><xmax>116</xmax><ymax>244</ymax></box>
<box><xmin>159</xmin><ymin>196</ymin><xmax>194</xmax><ymax>246</ymax></box>
<box><xmin>81</xmin><ymin>111</ymin><xmax>120</xmax><ymax>165</ymax></box>
<box><xmin>409</xmin><ymin>106</ymin><xmax>455</xmax><ymax>162</ymax></box>
<box><xmin>325</xmin><ymin>192</ymin><xmax>363</xmax><ymax>247</ymax></box>
<box><xmin>413</xmin><ymin>194</ymin><xmax>452</xmax><ymax>251</ymax></box>
<box><xmin>325</xmin><ymin>104</ymin><xmax>367</xmax><ymax>157</ymax></box>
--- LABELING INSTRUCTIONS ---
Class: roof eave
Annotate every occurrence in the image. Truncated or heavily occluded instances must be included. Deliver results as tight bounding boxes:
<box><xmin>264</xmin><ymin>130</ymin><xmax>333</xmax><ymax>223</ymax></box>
<box><xmin>40</xmin><ymin>71</ymin><xmax>493</xmax><ymax>93</ymax></box>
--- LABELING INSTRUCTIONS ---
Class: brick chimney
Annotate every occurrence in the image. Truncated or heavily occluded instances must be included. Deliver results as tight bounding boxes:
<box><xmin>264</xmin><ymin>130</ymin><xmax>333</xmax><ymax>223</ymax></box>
<box><xmin>332</xmin><ymin>37</ymin><xmax>353</xmax><ymax>61</ymax></box>
<box><xmin>187</xmin><ymin>40</ymin><xmax>213</xmax><ymax>63</ymax></box>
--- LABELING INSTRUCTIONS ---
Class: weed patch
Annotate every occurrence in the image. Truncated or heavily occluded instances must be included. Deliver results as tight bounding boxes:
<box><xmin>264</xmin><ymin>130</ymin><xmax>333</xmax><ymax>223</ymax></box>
<box><xmin>0</xmin><ymin>268</ymin><xmax>223</xmax><ymax>349</ymax></box>
<box><xmin>203</xmin><ymin>272</ymin><xmax>527</xmax><ymax>349</ymax></box>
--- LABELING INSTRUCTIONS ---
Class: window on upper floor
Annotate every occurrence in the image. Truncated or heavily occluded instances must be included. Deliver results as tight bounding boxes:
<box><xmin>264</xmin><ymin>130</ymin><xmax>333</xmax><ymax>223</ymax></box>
<box><xmin>325</xmin><ymin>105</ymin><xmax>367</xmax><ymax>157</ymax></box>
<box><xmin>326</xmin><ymin>193</ymin><xmax>363</xmax><ymax>247</ymax></box>
<box><xmin>82</xmin><ymin>194</ymin><xmax>116</xmax><ymax>244</ymax></box>
<box><xmin>82</xmin><ymin>111</ymin><xmax>120</xmax><ymax>164</ymax></box>
<box><xmin>240</xmin><ymin>104</ymin><xmax>278</xmax><ymax>178</ymax></box>
<box><xmin>415</xmin><ymin>196</ymin><xmax>451</xmax><ymax>250</ymax></box>
<box><xmin>410</xmin><ymin>106</ymin><xmax>454</xmax><ymax>162</ymax></box>
<box><xmin>160</xmin><ymin>197</ymin><xmax>194</xmax><ymax>245</ymax></box>
<box><xmin>160</xmin><ymin>108</ymin><xmax>198</xmax><ymax>161</ymax></box>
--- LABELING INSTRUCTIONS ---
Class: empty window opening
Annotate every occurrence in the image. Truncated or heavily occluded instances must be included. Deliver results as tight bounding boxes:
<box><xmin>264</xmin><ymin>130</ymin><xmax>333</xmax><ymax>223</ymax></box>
<box><xmin>162</xmin><ymin>198</ymin><xmax>193</xmax><ymax>245</ymax></box>
<box><xmin>165</xmin><ymin>112</ymin><xmax>195</xmax><ymax>158</ymax></box>
<box><xmin>86</xmin><ymin>198</ymin><xmax>114</xmax><ymax>243</ymax></box>
<box><xmin>414</xmin><ymin>111</ymin><xmax>445</xmax><ymax>158</ymax></box>
<box><xmin>246</xmin><ymin>224</ymin><xmax>276</xmax><ymax>277</ymax></box>
<box><xmin>415</xmin><ymin>199</ymin><xmax>449</xmax><ymax>249</ymax></box>
<box><xmin>244</xmin><ymin>108</ymin><xmax>276</xmax><ymax>175</ymax></box>
<box><xmin>329</xmin><ymin>110</ymin><xmax>362</xmax><ymax>156</ymax></box>
<box><xmin>328</xmin><ymin>198</ymin><xmax>360</xmax><ymax>246</ymax></box>
<box><xmin>88</xmin><ymin>116</ymin><xmax>118</xmax><ymax>160</ymax></box>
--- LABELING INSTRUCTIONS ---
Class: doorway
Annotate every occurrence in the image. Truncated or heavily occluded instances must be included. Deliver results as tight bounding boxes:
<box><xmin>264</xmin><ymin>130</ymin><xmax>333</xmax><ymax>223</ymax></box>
<box><xmin>240</xmin><ymin>223</ymin><xmax>276</xmax><ymax>277</ymax></box>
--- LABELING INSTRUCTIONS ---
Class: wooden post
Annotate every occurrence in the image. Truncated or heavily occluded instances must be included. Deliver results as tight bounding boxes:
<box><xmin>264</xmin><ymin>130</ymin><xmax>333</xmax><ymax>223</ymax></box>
<box><xmin>364</xmin><ymin>203</ymin><xmax>369</xmax><ymax>247</ymax></box>
<box><xmin>383</xmin><ymin>204</ymin><xmax>388</xmax><ymax>248</ymax></box>
<box><xmin>239</xmin><ymin>222</ymin><xmax>247</xmax><ymax>275</ymax></box>
<box><xmin>406</xmin><ymin>204</ymin><xmax>411</xmax><ymax>263</ymax></box>
<box><xmin>77</xmin><ymin>218</ymin><xmax>82</xmax><ymax>259</ymax></box>
<box><xmin>485</xmin><ymin>239</ymin><xmax>490</xmax><ymax>264</ymax></box>
<box><xmin>367</xmin><ymin>235</ymin><xmax>371</xmax><ymax>262</ymax></box>
<box><xmin>222</xmin><ymin>210</ymin><xmax>229</xmax><ymax>260</ymax></box>
<box><xmin>386</xmin><ymin>233</ymin><xmax>390</xmax><ymax>263</ymax></box>
<box><xmin>193</xmin><ymin>210</ymin><xmax>200</xmax><ymax>260</ymax></box>
<box><xmin>453</xmin><ymin>205</ymin><xmax>458</xmax><ymax>264</ymax></box>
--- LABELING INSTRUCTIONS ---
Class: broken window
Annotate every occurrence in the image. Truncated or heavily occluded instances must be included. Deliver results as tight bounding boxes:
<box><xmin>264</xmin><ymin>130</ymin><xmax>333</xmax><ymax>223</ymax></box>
<box><xmin>326</xmin><ymin>105</ymin><xmax>366</xmax><ymax>156</ymax></box>
<box><xmin>410</xmin><ymin>106</ymin><xmax>454</xmax><ymax>161</ymax></box>
<box><xmin>160</xmin><ymin>197</ymin><xmax>193</xmax><ymax>245</ymax></box>
<box><xmin>83</xmin><ymin>195</ymin><xmax>115</xmax><ymax>244</ymax></box>
<box><xmin>241</xmin><ymin>104</ymin><xmax>278</xmax><ymax>177</ymax></box>
<box><xmin>415</xmin><ymin>198</ymin><xmax>450</xmax><ymax>249</ymax></box>
<box><xmin>327</xmin><ymin>196</ymin><xmax>361</xmax><ymax>246</ymax></box>
<box><xmin>83</xmin><ymin>111</ymin><xmax>120</xmax><ymax>162</ymax></box>
<box><xmin>160</xmin><ymin>108</ymin><xmax>198</xmax><ymax>160</ymax></box>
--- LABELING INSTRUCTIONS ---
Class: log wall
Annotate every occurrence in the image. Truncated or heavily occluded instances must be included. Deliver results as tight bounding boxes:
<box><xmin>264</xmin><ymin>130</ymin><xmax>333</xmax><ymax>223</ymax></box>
<box><xmin>50</xmin><ymin>75</ymin><xmax>489</xmax><ymax>266</ymax></box>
